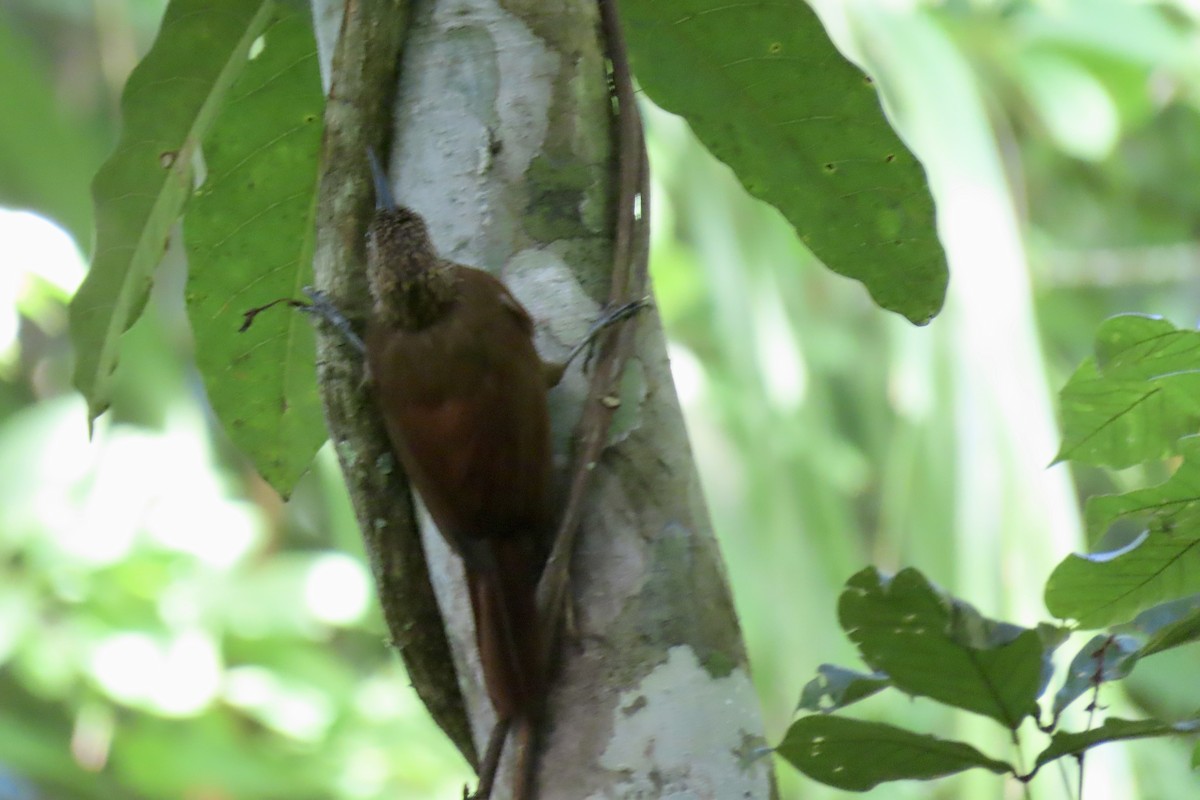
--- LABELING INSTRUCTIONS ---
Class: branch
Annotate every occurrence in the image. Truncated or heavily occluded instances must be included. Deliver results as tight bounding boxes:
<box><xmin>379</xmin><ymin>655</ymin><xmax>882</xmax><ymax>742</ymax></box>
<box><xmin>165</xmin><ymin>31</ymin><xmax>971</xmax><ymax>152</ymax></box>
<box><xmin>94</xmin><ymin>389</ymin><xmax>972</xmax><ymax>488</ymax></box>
<box><xmin>309</xmin><ymin>0</ymin><xmax>476</xmax><ymax>767</ymax></box>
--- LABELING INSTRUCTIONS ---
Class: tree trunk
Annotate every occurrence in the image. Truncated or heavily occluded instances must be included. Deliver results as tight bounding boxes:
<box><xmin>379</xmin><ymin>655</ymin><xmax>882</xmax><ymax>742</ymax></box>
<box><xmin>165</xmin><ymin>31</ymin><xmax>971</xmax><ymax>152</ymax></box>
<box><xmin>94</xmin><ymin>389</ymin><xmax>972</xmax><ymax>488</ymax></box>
<box><xmin>310</xmin><ymin>1</ymin><xmax>775</xmax><ymax>796</ymax></box>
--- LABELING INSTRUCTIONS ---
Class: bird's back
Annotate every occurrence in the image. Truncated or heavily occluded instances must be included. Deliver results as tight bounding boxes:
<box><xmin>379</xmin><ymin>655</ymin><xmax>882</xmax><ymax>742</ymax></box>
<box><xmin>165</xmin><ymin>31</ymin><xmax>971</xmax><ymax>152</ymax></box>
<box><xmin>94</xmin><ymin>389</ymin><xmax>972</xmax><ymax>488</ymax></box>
<box><xmin>365</xmin><ymin>263</ymin><xmax>552</xmax><ymax>718</ymax></box>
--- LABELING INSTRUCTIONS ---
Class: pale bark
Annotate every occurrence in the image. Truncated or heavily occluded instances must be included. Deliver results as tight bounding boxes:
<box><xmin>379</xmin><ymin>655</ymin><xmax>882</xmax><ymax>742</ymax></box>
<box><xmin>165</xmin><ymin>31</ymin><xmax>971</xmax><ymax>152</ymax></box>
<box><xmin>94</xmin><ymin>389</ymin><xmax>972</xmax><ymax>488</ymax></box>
<box><xmin>310</xmin><ymin>1</ymin><xmax>775</xmax><ymax>796</ymax></box>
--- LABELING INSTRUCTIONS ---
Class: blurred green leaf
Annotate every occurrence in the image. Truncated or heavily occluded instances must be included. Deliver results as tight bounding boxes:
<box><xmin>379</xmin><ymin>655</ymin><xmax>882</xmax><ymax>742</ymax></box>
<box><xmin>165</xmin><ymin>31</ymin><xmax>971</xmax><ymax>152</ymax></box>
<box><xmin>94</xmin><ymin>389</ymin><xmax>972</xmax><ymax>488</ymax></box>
<box><xmin>115</xmin><ymin>712</ymin><xmax>332</xmax><ymax>798</ymax></box>
<box><xmin>1013</xmin><ymin>50</ymin><xmax>1119</xmax><ymax>162</ymax></box>
<box><xmin>0</xmin><ymin>10</ymin><xmax>98</xmax><ymax>240</ymax></box>
<box><xmin>839</xmin><ymin>568</ymin><xmax>1043</xmax><ymax>729</ymax></box>
<box><xmin>1011</xmin><ymin>0</ymin><xmax>1189</xmax><ymax>136</ymax></box>
<box><xmin>1034</xmin><ymin>716</ymin><xmax>1200</xmax><ymax>770</ymax></box>
<box><xmin>1027</xmin><ymin>103</ymin><xmax>1200</xmax><ymax>247</ymax></box>
<box><xmin>0</xmin><ymin>686</ymin><xmax>128</xmax><ymax>799</ymax></box>
<box><xmin>184</xmin><ymin>2</ymin><xmax>323</xmax><ymax>495</ymax></box>
<box><xmin>1139</xmin><ymin>599</ymin><xmax>1200</xmax><ymax>658</ymax></box>
<box><xmin>1052</xmin><ymin>634</ymin><xmax>1141</xmax><ymax>716</ymax></box>
<box><xmin>1011</xmin><ymin>0</ymin><xmax>1192</xmax><ymax>84</ymax></box>
<box><xmin>68</xmin><ymin>0</ymin><xmax>274</xmax><ymax>428</ymax></box>
<box><xmin>1057</xmin><ymin>315</ymin><xmax>1200</xmax><ymax>468</ymax></box>
<box><xmin>622</xmin><ymin>0</ymin><xmax>947</xmax><ymax>324</ymax></box>
<box><xmin>797</xmin><ymin>664</ymin><xmax>890</xmax><ymax>713</ymax></box>
<box><xmin>777</xmin><ymin>715</ymin><xmax>1011</xmax><ymax>791</ymax></box>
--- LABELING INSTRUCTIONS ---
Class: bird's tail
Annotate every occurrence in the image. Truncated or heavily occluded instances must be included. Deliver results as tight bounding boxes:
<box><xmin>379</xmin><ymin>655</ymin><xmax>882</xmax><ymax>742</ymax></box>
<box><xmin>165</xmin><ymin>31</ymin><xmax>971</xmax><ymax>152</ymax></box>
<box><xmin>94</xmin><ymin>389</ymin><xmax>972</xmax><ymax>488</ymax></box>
<box><xmin>466</xmin><ymin>536</ymin><xmax>543</xmax><ymax>720</ymax></box>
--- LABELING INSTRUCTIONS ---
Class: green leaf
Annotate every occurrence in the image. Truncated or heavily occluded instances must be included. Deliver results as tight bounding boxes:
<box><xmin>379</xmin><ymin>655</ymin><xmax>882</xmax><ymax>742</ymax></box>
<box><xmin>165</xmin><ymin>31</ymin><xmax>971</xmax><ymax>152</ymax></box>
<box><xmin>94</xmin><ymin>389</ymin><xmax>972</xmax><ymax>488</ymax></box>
<box><xmin>1085</xmin><ymin>435</ymin><xmax>1200</xmax><ymax>542</ymax></box>
<box><xmin>1054</xmin><ymin>438</ymin><xmax>1200</xmax><ymax>627</ymax></box>
<box><xmin>116</xmin><ymin>712</ymin><xmax>333</xmax><ymax>797</ymax></box>
<box><xmin>1133</xmin><ymin>595</ymin><xmax>1200</xmax><ymax>658</ymax></box>
<box><xmin>797</xmin><ymin>664</ymin><xmax>890</xmax><ymax>713</ymax></box>
<box><xmin>0</xmin><ymin>12</ymin><xmax>97</xmax><ymax>241</ymax></box>
<box><xmin>0</xmin><ymin>687</ymin><xmax>129</xmax><ymax>798</ymax></box>
<box><xmin>622</xmin><ymin>0</ymin><xmax>946</xmax><ymax>324</ymax></box>
<box><xmin>777</xmin><ymin>715</ymin><xmax>1011</xmax><ymax>791</ymax></box>
<box><xmin>183</xmin><ymin>3</ymin><xmax>324</xmax><ymax>494</ymax></box>
<box><xmin>1052</xmin><ymin>634</ymin><xmax>1141</xmax><ymax>717</ymax></box>
<box><xmin>1046</xmin><ymin>440</ymin><xmax>1200</xmax><ymax>628</ymax></box>
<box><xmin>1056</xmin><ymin>315</ymin><xmax>1200</xmax><ymax>468</ymax></box>
<box><xmin>839</xmin><ymin>568</ymin><xmax>1043</xmax><ymax>729</ymax></box>
<box><xmin>1034</xmin><ymin>716</ymin><xmax>1200</xmax><ymax>770</ymax></box>
<box><xmin>69</xmin><ymin>0</ymin><xmax>274</xmax><ymax>427</ymax></box>
<box><xmin>1046</xmin><ymin>535</ymin><xmax>1200</xmax><ymax>630</ymax></box>
<box><xmin>1046</xmin><ymin>532</ymin><xmax>1200</xmax><ymax>633</ymax></box>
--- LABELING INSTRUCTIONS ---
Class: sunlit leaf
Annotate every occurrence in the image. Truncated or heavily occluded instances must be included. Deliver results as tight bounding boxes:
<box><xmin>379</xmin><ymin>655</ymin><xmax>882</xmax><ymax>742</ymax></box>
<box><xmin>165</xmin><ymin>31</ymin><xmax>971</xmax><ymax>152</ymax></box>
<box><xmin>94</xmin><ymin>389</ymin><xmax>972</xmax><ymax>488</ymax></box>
<box><xmin>777</xmin><ymin>715</ymin><xmax>1011</xmax><ymax>791</ymax></box>
<box><xmin>183</xmin><ymin>3</ymin><xmax>324</xmax><ymax>495</ymax></box>
<box><xmin>1046</xmin><ymin>531</ymin><xmax>1200</xmax><ymax>629</ymax></box>
<box><xmin>839</xmin><ymin>568</ymin><xmax>1043</xmax><ymax>729</ymax></box>
<box><xmin>69</xmin><ymin>0</ymin><xmax>274</xmax><ymax>428</ymax></box>
<box><xmin>797</xmin><ymin>664</ymin><xmax>890</xmax><ymax>713</ymax></box>
<box><xmin>1086</xmin><ymin>435</ymin><xmax>1200</xmax><ymax>541</ymax></box>
<box><xmin>1047</xmin><ymin>441</ymin><xmax>1200</xmax><ymax>628</ymax></box>
<box><xmin>622</xmin><ymin>0</ymin><xmax>947</xmax><ymax>324</ymax></box>
<box><xmin>1056</xmin><ymin>315</ymin><xmax>1200</xmax><ymax>468</ymax></box>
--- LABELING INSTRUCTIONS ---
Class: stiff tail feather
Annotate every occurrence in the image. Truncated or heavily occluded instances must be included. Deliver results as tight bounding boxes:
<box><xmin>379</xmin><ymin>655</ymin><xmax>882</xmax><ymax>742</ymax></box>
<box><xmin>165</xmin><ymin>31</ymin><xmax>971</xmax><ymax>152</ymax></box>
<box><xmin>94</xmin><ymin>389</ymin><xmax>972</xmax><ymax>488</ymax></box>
<box><xmin>466</xmin><ymin>536</ymin><xmax>543</xmax><ymax>719</ymax></box>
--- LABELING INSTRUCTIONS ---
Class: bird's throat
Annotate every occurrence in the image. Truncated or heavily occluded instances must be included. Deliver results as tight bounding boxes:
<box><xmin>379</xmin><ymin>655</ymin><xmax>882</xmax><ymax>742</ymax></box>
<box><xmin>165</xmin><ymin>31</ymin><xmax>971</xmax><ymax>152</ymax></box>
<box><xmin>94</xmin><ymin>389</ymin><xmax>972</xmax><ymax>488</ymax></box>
<box><xmin>370</xmin><ymin>256</ymin><xmax>458</xmax><ymax>331</ymax></box>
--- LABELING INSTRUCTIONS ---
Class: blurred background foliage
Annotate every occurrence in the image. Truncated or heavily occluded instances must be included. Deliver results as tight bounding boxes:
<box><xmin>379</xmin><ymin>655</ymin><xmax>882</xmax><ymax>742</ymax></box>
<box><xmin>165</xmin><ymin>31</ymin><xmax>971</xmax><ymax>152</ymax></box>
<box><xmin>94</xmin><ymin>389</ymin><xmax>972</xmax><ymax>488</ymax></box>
<box><xmin>1</xmin><ymin>0</ymin><xmax>1199</xmax><ymax>798</ymax></box>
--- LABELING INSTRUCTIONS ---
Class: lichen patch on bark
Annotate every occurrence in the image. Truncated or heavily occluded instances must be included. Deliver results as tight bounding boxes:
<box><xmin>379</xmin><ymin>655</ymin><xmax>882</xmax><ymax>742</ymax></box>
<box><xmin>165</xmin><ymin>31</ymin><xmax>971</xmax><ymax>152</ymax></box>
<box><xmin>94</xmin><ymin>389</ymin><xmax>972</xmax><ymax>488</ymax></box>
<box><xmin>592</xmin><ymin>645</ymin><xmax>771</xmax><ymax>799</ymax></box>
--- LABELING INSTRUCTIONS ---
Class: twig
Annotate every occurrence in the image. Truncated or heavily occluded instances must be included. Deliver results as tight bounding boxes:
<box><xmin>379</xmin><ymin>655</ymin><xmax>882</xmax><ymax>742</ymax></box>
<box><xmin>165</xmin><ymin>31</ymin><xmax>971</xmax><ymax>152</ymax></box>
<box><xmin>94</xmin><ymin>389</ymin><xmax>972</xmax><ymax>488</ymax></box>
<box><xmin>311</xmin><ymin>0</ymin><xmax>476</xmax><ymax>770</ymax></box>
<box><xmin>534</xmin><ymin>0</ymin><xmax>651</xmax><ymax>722</ymax></box>
<box><xmin>512</xmin><ymin>2</ymin><xmax>652</xmax><ymax>798</ymax></box>
<box><xmin>238</xmin><ymin>298</ymin><xmax>310</xmax><ymax>332</ymax></box>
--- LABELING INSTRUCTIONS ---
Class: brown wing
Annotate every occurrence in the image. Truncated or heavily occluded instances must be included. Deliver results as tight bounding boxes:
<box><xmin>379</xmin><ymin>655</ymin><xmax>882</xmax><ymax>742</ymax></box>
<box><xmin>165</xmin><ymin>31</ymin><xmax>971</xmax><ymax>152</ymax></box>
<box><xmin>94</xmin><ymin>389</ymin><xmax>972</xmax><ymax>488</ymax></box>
<box><xmin>365</xmin><ymin>267</ymin><xmax>553</xmax><ymax>558</ymax></box>
<box><xmin>365</xmin><ymin>266</ymin><xmax>550</xmax><ymax>717</ymax></box>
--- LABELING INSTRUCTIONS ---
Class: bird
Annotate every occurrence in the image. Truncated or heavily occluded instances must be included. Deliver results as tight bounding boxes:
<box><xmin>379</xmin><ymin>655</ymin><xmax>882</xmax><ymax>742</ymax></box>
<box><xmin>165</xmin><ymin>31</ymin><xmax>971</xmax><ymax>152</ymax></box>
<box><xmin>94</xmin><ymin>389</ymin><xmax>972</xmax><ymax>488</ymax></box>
<box><xmin>362</xmin><ymin>151</ymin><xmax>551</xmax><ymax>730</ymax></box>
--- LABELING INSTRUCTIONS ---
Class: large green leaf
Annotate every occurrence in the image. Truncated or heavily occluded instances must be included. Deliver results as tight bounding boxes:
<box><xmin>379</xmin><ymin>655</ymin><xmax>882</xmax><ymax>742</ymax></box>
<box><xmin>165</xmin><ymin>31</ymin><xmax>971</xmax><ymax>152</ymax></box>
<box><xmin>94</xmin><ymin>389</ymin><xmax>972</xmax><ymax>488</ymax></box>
<box><xmin>1046</xmin><ymin>532</ymin><xmax>1200</xmax><ymax>633</ymax></box>
<box><xmin>622</xmin><ymin>0</ymin><xmax>947</xmax><ymax>324</ymax></box>
<box><xmin>184</xmin><ymin>3</ymin><xmax>324</xmax><ymax>494</ymax></box>
<box><xmin>839</xmin><ymin>568</ymin><xmax>1044</xmax><ymax>729</ymax></box>
<box><xmin>69</xmin><ymin>0</ymin><xmax>274</xmax><ymax>427</ymax></box>
<box><xmin>1085</xmin><ymin>435</ymin><xmax>1200</xmax><ymax>544</ymax></box>
<box><xmin>1046</xmin><ymin>441</ymin><xmax>1200</xmax><ymax>628</ymax></box>
<box><xmin>1056</xmin><ymin>314</ymin><xmax>1200</xmax><ymax>468</ymax></box>
<box><xmin>1046</xmin><ymin>534</ymin><xmax>1200</xmax><ymax>629</ymax></box>
<box><xmin>777</xmin><ymin>715</ymin><xmax>1011</xmax><ymax>791</ymax></box>
<box><xmin>1046</xmin><ymin>525</ymin><xmax>1200</xmax><ymax>633</ymax></box>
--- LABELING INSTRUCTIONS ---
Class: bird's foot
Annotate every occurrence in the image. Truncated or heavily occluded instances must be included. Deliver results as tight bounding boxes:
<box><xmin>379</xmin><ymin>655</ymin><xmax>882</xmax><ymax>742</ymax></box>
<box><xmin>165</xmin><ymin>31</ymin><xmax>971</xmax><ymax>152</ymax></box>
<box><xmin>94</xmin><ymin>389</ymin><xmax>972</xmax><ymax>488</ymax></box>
<box><xmin>300</xmin><ymin>286</ymin><xmax>365</xmax><ymax>355</ymax></box>
<box><xmin>550</xmin><ymin>296</ymin><xmax>651</xmax><ymax>384</ymax></box>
